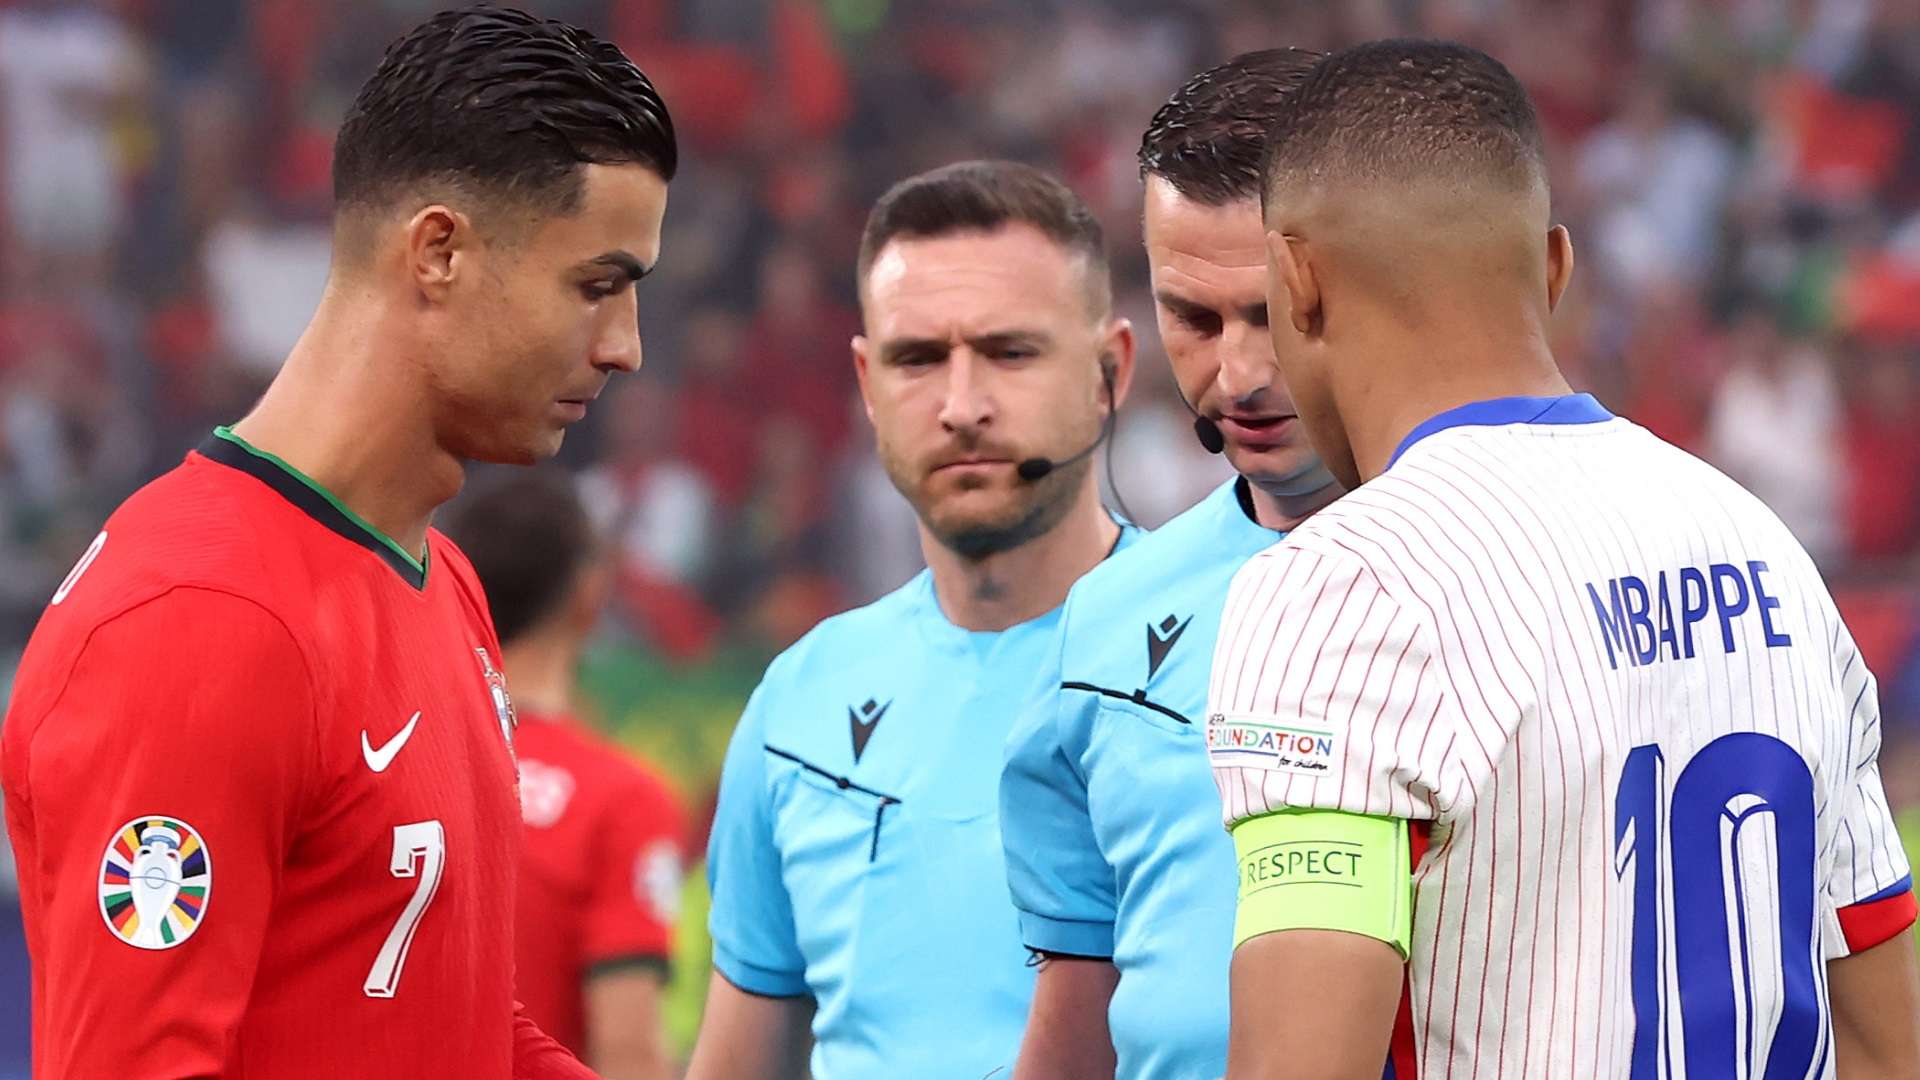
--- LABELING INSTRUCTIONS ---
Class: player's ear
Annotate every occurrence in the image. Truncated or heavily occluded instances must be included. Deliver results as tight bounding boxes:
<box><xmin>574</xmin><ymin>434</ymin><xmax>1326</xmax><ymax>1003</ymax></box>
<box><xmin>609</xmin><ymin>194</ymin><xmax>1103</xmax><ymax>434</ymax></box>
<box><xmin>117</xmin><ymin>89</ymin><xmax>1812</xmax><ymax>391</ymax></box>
<box><xmin>1545</xmin><ymin>224</ymin><xmax>1575</xmax><ymax>313</ymax></box>
<box><xmin>406</xmin><ymin>204</ymin><xmax>470</xmax><ymax>301</ymax></box>
<box><xmin>1099</xmin><ymin>317</ymin><xmax>1137</xmax><ymax>410</ymax></box>
<box><xmin>851</xmin><ymin>334</ymin><xmax>878</xmax><ymax>424</ymax></box>
<box><xmin>1267</xmin><ymin>230</ymin><xmax>1321</xmax><ymax>338</ymax></box>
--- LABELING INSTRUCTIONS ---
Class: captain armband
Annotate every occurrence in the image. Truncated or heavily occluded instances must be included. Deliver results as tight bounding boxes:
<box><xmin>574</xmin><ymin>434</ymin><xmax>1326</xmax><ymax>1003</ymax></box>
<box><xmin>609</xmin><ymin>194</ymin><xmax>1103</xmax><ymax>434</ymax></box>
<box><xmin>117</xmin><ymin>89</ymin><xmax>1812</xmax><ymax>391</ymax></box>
<box><xmin>1229</xmin><ymin>808</ymin><xmax>1413</xmax><ymax>958</ymax></box>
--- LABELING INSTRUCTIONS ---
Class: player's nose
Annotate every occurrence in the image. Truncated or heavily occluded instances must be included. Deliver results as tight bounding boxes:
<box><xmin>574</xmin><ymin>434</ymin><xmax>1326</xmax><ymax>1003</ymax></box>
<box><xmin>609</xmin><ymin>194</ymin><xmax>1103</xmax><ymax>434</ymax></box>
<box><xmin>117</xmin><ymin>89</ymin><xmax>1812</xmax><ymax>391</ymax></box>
<box><xmin>591</xmin><ymin>296</ymin><xmax>643</xmax><ymax>374</ymax></box>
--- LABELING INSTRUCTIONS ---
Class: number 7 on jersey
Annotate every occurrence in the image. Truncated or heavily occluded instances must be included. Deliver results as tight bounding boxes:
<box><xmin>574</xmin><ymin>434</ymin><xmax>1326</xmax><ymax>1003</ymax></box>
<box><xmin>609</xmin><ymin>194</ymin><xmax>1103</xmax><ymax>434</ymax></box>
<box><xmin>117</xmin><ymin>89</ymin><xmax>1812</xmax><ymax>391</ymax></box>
<box><xmin>364</xmin><ymin>820</ymin><xmax>446</xmax><ymax>998</ymax></box>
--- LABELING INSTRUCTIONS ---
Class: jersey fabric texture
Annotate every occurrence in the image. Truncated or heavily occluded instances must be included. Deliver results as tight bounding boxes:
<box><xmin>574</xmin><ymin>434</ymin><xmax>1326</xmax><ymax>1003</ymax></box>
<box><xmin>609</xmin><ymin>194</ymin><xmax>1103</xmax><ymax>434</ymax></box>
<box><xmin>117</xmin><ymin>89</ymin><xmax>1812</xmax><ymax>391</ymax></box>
<box><xmin>0</xmin><ymin>430</ymin><xmax>589</xmax><ymax>1079</ymax></box>
<box><xmin>514</xmin><ymin>711</ymin><xmax>687</xmax><ymax>1057</ymax></box>
<box><xmin>1209</xmin><ymin>394</ymin><xmax>1916</xmax><ymax>1079</ymax></box>
<box><xmin>1001</xmin><ymin>478</ymin><xmax>1278</xmax><ymax>1079</ymax></box>
<box><xmin>708</xmin><ymin>530</ymin><xmax>1135</xmax><ymax>1080</ymax></box>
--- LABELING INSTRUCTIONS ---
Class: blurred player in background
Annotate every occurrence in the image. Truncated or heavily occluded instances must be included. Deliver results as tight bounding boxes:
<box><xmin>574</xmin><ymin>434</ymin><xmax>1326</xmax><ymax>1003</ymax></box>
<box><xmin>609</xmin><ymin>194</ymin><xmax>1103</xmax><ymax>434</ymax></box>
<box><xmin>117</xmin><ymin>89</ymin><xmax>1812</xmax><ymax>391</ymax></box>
<box><xmin>688</xmin><ymin>161</ymin><xmax>1141</xmax><ymax>1080</ymax></box>
<box><xmin>445</xmin><ymin>470</ymin><xmax>687</xmax><ymax>1080</ymax></box>
<box><xmin>999</xmin><ymin>49</ymin><xmax>1342</xmax><ymax>1080</ymax></box>
<box><xmin>0</xmin><ymin>7</ymin><xmax>672</xmax><ymax>1076</ymax></box>
<box><xmin>1211</xmin><ymin>40</ymin><xmax>1920</xmax><ymax>1079</ymax></box>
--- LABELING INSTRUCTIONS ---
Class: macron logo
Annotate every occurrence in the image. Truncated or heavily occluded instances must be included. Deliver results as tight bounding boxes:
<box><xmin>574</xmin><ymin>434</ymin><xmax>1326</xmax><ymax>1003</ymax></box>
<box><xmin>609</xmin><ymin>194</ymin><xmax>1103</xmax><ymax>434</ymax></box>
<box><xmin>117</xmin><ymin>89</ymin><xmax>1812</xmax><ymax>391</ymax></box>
<box><xmin>361</xmin><ymin>712</ymin><xmax>422</xmax><ymax>773</ymax></box>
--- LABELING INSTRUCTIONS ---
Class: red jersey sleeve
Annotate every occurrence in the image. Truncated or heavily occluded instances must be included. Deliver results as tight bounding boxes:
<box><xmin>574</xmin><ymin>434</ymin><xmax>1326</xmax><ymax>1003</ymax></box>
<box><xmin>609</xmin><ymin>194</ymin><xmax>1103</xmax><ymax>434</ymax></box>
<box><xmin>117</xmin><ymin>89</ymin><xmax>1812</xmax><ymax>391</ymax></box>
<box><xmin>513</xmin><ymin>1004</ymin><xmax>599</xmax><ymax>1079</ymax></box>
<box><xmin>581</xmin><ymin>769</ymin><xmax>687</xmax><ymax>971</ymax></box>
<box><xmin>5</xmin><ymin>588</ymin><xmax>317</xmax><ymax>1074</ymax></box>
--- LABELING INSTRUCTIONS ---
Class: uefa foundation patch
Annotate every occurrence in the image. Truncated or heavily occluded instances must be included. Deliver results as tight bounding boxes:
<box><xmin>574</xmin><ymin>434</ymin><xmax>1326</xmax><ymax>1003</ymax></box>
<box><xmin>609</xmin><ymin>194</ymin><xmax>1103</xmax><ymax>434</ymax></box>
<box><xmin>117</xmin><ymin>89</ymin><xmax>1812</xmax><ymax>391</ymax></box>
<box><xmin>99</xmin><ymin>816</ymin><xmax>211</xmax><ymax>949</ymax></box>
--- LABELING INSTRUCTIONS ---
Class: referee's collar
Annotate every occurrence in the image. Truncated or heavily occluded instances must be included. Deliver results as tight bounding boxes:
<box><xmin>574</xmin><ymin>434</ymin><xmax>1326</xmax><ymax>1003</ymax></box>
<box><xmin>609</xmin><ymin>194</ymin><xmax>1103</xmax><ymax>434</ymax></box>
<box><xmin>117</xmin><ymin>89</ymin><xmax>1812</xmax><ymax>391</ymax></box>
<box><xmin>1389</xmin><ymin>393</ymin><xmax>1613</xmax><ymax>469</ymax></box>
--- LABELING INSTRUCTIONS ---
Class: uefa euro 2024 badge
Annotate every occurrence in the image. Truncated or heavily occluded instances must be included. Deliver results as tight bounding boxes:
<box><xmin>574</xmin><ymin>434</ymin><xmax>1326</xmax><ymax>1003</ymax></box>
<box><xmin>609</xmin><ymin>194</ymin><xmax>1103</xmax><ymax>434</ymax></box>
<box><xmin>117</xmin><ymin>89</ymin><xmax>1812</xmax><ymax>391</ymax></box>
<box><xmin>99</xmin><ymin>816</ymin><xmax>210</xmax><ymax>949</ymax></box>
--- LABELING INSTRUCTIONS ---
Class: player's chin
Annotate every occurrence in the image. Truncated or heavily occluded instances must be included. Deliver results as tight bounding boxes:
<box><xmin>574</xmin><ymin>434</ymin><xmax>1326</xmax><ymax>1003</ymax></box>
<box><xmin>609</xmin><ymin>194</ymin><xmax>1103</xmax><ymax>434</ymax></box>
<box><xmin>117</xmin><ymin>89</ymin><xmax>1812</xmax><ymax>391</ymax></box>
<box><xmin>461</xmin><ymin>426</ymin><xmax>565</xmax><ymax>467</ymax></box>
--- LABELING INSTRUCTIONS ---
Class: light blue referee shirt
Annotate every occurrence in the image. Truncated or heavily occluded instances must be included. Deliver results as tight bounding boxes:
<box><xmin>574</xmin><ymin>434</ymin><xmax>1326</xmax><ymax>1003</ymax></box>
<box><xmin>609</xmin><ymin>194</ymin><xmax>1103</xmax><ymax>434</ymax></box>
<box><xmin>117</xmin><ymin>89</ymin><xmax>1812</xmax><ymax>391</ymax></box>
<box><xmin>709</xmin><ymin>529</ymin><xmax>1137</xmax><ymax>1080</ymax></box>
<box><xmin>1000</xmin><ymin>479</ymin><xmax>1280</xmax><ymax>1079</ymax></box>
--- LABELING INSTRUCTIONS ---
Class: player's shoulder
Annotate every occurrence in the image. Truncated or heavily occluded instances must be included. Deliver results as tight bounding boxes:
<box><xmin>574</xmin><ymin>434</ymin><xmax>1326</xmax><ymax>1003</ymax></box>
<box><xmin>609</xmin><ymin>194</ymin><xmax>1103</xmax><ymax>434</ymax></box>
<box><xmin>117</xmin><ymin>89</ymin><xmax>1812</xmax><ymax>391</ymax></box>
<box><xmin>40</xmin><ymin>451</ymin><xmax>316</xmax><ymax>633</ymax></box>
<box><xmin>518</xmin><ymin>717</ymin><xmax>682</xmax><ymax>817</ymax></box>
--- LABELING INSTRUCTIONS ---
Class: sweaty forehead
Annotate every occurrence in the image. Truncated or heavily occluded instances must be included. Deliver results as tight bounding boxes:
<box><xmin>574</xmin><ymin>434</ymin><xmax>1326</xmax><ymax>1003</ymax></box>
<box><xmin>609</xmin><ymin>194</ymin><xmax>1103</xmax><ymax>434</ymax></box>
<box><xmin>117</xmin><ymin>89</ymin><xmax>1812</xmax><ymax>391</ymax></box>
<box><xmin>863</xmin><ymin>225</ymin><xmax>1096</xmax><ymax>339</ymax></box>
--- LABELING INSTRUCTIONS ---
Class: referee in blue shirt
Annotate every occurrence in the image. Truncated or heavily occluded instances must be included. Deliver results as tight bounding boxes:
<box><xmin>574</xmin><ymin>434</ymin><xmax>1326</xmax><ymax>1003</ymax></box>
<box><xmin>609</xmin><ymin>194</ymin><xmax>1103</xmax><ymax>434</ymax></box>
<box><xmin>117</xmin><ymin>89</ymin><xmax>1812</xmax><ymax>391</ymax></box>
<box><xmin>688</xmin><ymin>161</ymin><xmax>1141</xmax><ymax>1080</ymax></box>
<box><xmin>999</xmin><ymin>51</ymin><xmax>1345</xmax><ymax>1080</ymax></box>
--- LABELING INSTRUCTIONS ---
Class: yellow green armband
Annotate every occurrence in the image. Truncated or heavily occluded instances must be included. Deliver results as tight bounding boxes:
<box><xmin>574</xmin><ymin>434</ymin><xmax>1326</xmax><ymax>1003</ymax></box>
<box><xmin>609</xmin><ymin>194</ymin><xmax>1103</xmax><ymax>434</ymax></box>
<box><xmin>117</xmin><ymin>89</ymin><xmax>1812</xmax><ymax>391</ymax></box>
<box><xmin>1230</xmin><ymin>808</ymin><xmax>1413</xmax><ymax>958</ymax></box>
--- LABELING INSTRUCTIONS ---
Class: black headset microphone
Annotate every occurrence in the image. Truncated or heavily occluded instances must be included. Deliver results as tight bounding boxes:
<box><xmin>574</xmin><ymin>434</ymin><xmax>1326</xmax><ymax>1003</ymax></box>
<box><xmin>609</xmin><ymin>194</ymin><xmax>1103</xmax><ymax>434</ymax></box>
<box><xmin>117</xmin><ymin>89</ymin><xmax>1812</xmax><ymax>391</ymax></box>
<box><xmin>1190</xmin><ymin>412</ymin><xmax>1226</xmax><ymax>455</ymax></box>
<box><xmin>1016</xmin><ymin>363</ymin><xmax>1120</xmax><ymax>482</ymax></box>
<box><xmin>1016</xmin><ymin>365</ymin><xmax>1227</xmax><ymax>485</ymax></box>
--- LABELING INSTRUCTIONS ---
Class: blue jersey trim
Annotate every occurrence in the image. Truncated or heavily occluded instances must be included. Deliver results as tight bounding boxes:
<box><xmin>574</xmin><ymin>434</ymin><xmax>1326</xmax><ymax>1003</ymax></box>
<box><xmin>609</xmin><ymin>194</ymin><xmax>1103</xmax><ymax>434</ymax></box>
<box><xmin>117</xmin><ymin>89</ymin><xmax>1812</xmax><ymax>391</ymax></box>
<box><xmin>1389</xmin><ymin>393</ymin><xmax>1614</xmax><ymax>468</ymax></box>
<box><xmin>1859</xmin><ymin>874</ymin><xmax>1915</xmax><ymax>906</ymax></box>
<box><xmin>1017</xmin><ymin>909</ymin><xmax>1116</xmax><ymax>959</ymax></box>
<box><xmin>713</xmin><ymin>941</ymin><xmax>810</xmax><ymax>998</ymax></box>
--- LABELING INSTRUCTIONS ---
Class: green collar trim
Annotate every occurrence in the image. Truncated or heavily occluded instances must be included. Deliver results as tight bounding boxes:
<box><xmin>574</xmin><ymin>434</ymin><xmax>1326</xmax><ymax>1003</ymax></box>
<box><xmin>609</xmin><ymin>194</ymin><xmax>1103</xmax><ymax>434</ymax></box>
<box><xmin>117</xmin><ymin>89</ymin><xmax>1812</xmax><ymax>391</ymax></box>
<box><xmin>203</xmin><ymin>426</ymin><xmax>430</xmax><ymax>588</ymax></box>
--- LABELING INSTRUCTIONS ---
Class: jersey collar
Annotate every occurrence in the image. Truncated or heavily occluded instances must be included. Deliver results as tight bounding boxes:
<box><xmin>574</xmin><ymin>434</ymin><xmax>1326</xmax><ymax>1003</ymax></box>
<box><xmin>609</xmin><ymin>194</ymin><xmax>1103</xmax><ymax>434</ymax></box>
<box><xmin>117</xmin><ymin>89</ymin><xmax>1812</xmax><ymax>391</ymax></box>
<box><xmin>198</xmin><ymin>427</ymin><xmax>430</xmax><ymax>590</ymax></box>
<box><xmin>1388</xmin><ymin>393</ymin><xmax>1613</xmax><ymax>469</ymax></box>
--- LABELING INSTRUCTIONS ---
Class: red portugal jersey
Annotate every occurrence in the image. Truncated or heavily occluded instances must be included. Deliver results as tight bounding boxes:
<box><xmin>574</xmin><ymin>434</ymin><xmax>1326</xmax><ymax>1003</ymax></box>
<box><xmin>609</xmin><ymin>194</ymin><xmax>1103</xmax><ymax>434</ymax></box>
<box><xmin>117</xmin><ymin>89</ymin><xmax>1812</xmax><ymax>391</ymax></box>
<box><xmin>0</xmin><ymin>429</ymin><xmax>592</xmax><ymax>1079</ymax></box>
<box><xmin>513</xmin><ymin>713</ymin><xmax>687</xmax><ymax>1056</ymax></box>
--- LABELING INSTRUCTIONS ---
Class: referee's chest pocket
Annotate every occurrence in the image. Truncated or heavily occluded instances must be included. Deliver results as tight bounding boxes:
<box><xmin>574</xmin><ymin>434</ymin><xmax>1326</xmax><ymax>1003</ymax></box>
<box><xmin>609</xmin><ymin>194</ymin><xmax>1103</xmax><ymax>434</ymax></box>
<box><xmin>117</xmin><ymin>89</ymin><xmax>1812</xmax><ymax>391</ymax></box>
<box><xmin>764</xmin><ymin>747</ymin><xmax>908</xmax><ymax>962</ymax></box>
<box><xmin>766</xmin><ymin>748</ymin><xmax>901</xmax><ymax>869</ymax></box>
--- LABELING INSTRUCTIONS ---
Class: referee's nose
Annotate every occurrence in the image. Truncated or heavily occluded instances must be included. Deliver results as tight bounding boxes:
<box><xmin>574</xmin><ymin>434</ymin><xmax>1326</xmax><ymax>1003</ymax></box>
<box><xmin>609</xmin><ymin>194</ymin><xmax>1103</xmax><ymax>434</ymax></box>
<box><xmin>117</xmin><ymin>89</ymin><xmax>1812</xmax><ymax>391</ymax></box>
<box><xmin>1215</xmin><ymin>318</ymin><xmax>1274</xmax><ymax>404</ymax></box>
<box><xmin>937</xmin><ymin>346</ymin><xmax>993</xmax><ymax>435</ymax></box>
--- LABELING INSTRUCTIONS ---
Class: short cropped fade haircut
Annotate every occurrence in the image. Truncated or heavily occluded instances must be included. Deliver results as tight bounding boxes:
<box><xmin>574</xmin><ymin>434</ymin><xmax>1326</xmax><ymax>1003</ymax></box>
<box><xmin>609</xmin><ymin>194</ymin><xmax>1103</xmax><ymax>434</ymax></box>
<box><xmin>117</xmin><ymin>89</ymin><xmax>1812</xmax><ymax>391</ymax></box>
<box><xmin>1138</xmin><ymin>48</ymin><xmax>1321</xmax><ymax>206</ymax></box>
<box><xmin>857</xmin><ymin>160</ymin><xmax>1111</xmax><ymax>316</ymax></box>
<box><xmin>333</xmin><ymin>6</ymin><xmax>676</xmax><ymax>230</ymax></box>
<box><xmin>442</xmin><ymin>468</ymin><xmax>596</xmax><ymax>645</ymax></box>
<box><xmin>1261</xmin><ymin>40</ymin><xmax>1547</xmax><ymax>208</ymax></box>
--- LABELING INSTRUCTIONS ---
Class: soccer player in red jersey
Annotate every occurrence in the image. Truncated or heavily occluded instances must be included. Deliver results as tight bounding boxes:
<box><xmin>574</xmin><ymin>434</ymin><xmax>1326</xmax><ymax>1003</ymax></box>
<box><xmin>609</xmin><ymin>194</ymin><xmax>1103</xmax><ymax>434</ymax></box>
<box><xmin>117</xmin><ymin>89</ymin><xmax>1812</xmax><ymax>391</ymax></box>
<box><xmin>0</xmin><ymin>7</ymin><xmax>674</xmax><ymax>1077</ymax></box>
<box><xmin>445</xmin><ymin>470</ymin><xmax>688</xmax><ymax>1080</ymax></box>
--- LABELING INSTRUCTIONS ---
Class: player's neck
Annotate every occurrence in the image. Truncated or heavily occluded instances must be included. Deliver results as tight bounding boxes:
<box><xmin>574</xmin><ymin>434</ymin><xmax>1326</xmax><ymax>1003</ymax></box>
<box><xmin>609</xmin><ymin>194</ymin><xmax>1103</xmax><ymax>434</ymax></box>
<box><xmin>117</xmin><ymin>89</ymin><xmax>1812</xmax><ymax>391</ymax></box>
<box><xmin>230</xmin><ymin>300</ymin><xmax>463</xmax><ymax>562</ymax></box>
<box><xmin>1347</xmin><ymin>319</ymin><xmax>1570</xmax><ymax>484</ymax></box>
<box><xmin>921</xmin><ymin>479</ymin><xmax>1119</xmax><ymax>633</ymax></box>
<box><xmin>1245</xmin><ymin>478</ymin><xmax>1341</xmax><ymax>533</ymax></box>
<box><xmin>500</xmin><ymin>631</ymin><xmax>579</xmax><ymax>720</ymax></box>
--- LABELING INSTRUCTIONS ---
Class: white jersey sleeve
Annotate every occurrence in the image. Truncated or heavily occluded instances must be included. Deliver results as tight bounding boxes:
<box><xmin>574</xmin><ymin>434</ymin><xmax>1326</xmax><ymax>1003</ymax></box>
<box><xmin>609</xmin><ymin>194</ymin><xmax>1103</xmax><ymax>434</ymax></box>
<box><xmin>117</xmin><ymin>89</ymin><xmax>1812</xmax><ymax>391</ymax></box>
<box><xmin>1208</xmin><ymin>535</ymin><xmax>1478</xmax><ymax>828</ymax></box>
<box><xmin>1822</xmin><ymin>618</ymin><xmax>1913</xmax><ymax>956</ymax></box>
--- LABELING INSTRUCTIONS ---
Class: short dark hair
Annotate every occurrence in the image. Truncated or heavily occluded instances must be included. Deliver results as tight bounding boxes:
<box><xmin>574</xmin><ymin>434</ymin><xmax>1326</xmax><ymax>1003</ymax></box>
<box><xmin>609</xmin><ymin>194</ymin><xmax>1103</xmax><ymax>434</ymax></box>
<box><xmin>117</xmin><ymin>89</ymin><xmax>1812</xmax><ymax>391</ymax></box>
<box><xmin>1261</xmin><ymin>40</ymin><xmax>1546</xmax><ymax>206</ymax></box>
<box><xmin>1139</xmin><ymin>48</ymin><xmax>1321</xmax><ymax>206</ymax></box>
<box><xmin>857</xmin><ymin>160</ymin><xmax>1110</xmax><ymax>314</ymax></box>
<box><xmin>441</xmin><ymin>467</ymin><xmax>597</xmax><ymax>645</ymax></box>
<box><xmin>333</xmin><ymin>5</ymin><xmax>676</xmax><ymax>225</ymax></box>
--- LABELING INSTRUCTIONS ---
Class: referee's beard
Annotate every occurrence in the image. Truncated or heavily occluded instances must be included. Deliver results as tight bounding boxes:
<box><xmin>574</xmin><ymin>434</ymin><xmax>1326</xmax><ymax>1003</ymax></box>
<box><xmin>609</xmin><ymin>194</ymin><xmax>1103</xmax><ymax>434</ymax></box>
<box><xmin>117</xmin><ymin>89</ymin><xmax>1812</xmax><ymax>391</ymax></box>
<box><xmin>893</xmin><ymin>452</ymin><xmax>1092</xmax><ymax>562</ymax></box>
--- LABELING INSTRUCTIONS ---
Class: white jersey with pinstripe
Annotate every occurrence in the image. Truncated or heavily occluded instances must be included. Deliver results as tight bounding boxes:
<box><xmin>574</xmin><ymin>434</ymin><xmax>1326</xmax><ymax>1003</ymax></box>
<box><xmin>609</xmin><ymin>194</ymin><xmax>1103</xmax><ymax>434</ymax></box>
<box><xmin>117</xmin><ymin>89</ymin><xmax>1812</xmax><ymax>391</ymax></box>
<box><xmin>1207</xmin><ymin>394</ymin><xmax>1914</xmax><ymax>1080</ymax></box>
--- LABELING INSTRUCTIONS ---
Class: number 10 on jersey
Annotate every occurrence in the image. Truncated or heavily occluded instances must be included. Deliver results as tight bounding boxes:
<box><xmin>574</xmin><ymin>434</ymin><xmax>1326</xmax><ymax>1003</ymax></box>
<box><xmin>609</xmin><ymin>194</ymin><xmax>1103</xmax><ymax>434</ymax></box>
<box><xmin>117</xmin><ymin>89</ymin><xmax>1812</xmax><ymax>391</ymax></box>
<box><xmin>1615</xmin><ymin>733</ymin><xmax>1822</xmax><ymax>1079</ymax></box>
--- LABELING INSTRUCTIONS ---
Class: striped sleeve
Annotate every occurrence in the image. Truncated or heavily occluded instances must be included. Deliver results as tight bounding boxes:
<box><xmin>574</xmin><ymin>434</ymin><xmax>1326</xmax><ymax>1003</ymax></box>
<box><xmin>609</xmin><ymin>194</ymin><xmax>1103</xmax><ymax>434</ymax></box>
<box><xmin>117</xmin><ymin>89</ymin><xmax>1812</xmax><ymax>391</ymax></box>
<box><xmin>1824</xmin><ymin>631</ymin><xmax>1915</xmax><ymax>956</ymax></box>
<box><xmin>1208</xmin><ymin>538</ymin><xmax>1462</xmax><ymax>828</ymax></box>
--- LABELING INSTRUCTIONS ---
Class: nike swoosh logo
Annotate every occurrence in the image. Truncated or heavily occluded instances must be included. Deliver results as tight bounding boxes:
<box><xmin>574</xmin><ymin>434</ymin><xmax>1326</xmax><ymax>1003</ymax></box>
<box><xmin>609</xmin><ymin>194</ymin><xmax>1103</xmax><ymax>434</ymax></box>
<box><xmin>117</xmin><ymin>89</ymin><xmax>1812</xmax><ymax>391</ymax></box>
<box><xmin>362</xmin><ymin>711</ymin><xmax>422</xmax><ymax>773</ymax></box>
<box><xmin>1146</xmin><ymin>617</ymin><xmax>1192</xmax><ymax>681</ymax></box>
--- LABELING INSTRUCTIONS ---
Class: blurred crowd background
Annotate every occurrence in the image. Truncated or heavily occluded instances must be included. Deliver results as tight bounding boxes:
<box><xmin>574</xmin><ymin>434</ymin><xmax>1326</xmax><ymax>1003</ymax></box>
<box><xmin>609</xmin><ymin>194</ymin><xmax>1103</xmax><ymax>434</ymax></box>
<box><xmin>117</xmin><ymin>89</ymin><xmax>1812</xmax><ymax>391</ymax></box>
<box><xmin>5</xmin><ymin>0</ymin><xmax>1920</xmax><ymax>1070</ymax></box>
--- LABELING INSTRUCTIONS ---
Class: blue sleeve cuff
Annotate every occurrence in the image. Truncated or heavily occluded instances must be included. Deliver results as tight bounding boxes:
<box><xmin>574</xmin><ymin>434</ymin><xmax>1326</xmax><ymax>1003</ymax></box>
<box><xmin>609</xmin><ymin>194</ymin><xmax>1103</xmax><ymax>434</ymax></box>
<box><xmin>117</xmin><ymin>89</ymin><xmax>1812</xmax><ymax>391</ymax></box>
<box><xmin>1017</xmin><ymin>909</ymin><xmax>1115</xmax><ymax>959</ymax></box>
<box><xmin>712</xmin><ymin>941</ymin><xmax>810</xmax><ymax>998</ymax></box>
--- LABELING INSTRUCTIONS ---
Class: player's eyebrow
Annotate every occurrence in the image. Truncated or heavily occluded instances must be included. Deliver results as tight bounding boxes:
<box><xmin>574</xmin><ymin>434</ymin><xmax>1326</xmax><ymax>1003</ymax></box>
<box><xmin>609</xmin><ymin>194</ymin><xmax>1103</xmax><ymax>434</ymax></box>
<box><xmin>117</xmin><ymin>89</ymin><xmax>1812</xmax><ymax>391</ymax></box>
<box><xmin>585</xmin><ymin>250</ymin><xmax>652</xmax><ymax>282</ymax></box>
